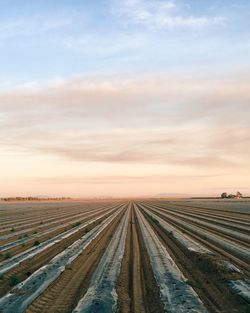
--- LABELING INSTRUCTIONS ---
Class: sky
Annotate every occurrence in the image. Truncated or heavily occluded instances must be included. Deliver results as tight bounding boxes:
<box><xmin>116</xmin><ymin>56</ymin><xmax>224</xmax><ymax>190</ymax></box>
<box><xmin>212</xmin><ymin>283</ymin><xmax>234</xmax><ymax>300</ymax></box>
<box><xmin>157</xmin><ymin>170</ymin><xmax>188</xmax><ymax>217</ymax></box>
<box><xmin>0</xmin><ymin>0</ymin><xmax>250</xmax><ymax>197</ymax></box>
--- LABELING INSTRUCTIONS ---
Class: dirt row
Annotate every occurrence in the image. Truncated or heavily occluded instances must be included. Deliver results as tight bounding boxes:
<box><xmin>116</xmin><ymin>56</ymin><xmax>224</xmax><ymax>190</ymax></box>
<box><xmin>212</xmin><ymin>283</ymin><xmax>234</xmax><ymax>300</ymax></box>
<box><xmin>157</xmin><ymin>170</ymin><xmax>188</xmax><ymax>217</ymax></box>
<box><xmin>149</xmin><ymin>202</ymin><xmax>250</xmax><ymax>234</ymax></box>
<box><xmin>0</xmin><ymin>206</ymin><xmax>115</xmax><ymax>262</ymax></box>
<box><xmin>152</xmin><ymin>201</ymin><xmax>250</xmax><ymax>223</ymax></box>
<box><xmin>0</xmin><ymin>200</ymin><xmax>249</xmax><ymax>313</ymax></box>
<box><xmin>24</xmin><ymin>208</ymin><xmax>127</xmax><ymax>313</ymax></box>
<box><xmin>117</xmin><ymin>206</ymin><xmax>144</xmax><ymax>313</ymax></box>
<box><xmin>145</xmin><ymin>204</ymin><xmax>250</xmax><ymax>274</ymax></box>
<box><xmin>21</xmin><ymin>203</ymin><xmax>166</xmax><ymax>313</ymax></box>
<box><xmin>0</xmin><ymin>203</ymin><xmax>93</xmax><ymax>226</ymax></box>
<box><xmin>0</xmin><ymin>202</ymin><xmax>114</xmax><ymax>241</ymax></box>
<box><xmin>117</xmin><ymin>204</ymin><xmax>164</xmax><ymax>313</ymax></box>
<box><xmin>151</xmin><ymin>204</ymin><xmax>250</xmax><ymax>248</ymax></box>
<box><xmin>0</xmin><ymin>209</ymin><xmax>115</xmax><ymax>297</ymax></box>
<box><xmin>140</xmin><ymin>204</ymin><xmax>249</xmax><ymax>313</ymax></box>
<box><xmin>0</xmin><ymin>201</ymin><xmax>118</xmax><ymax>229</ymax></box>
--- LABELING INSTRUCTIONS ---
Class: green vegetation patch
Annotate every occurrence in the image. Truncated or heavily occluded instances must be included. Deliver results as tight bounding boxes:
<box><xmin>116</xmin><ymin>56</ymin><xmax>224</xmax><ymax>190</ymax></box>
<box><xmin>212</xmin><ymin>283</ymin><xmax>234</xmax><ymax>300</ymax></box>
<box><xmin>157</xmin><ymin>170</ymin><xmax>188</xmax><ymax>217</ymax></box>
<box><xmin>10</xmin><ymin>275</ymin><xmax>20</xmax><ymax>286</ymax></box>
<box><xmin>72</xmin><ymin>221</ymin><xmax>81</xmax><ymax>228</ymax></box>
<box><xmin>4</xmin><ymin>252</ymin><xmax>12</xmax><ymax>260</ymax></box>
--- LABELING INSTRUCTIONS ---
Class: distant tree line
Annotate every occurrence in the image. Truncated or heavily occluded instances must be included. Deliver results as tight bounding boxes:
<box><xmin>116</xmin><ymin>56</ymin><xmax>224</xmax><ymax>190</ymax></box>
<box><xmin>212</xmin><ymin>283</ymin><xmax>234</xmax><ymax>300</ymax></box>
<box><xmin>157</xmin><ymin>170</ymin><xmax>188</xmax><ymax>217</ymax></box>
<box><xmin>221</xmin><ymin>191</ymin><xmax>243</xmax><ymax>199</ymax></box>
<box><xmin>1</xmin><ymin>197</ymin><xmax>71</xmax><ymax>201</ymax></box>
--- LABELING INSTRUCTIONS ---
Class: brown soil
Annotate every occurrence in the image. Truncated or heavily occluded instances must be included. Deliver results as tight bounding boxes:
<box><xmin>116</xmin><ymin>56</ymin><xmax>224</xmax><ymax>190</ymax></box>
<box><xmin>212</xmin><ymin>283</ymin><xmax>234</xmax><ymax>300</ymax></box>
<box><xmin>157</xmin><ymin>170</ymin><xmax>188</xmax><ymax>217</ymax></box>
<box><xmin>152</xmin><ymin>203</ymin><xmax>250</xmax><ymax>235</ymax></box>
<box><xmin>0</xmin><ymin>204</ymin><xmax>108</xmax><ymax>245</ymax></box>
<box><xmin>24</xmin><ymin>208</ymin><xmax>126</xmax><ymax>313</ymax></box>
<box><xmin>145</xmin><ymin>204</ymin><xmax>250</xmax><ymax>274</ymax></box>
<box><xmin>0</xmin><ymin>207</ymin><xmax>112</xmax><ymax>262</ymax></box>
<box><xmin>117</xmin><ymin>205</ymin><xmax>145</xmax><ymax>313</ymax></box>
<box><xmin>0</xmin><ymin>201</ymin><xmax>118</xmax><ymax>234</ymax></box>
<box><xmin>153</xmin><ymin>201</ymin><xmax>250</xmax><ymax>223</ymax></box>
<box><xmin>117</xmin><ymin>207</ymin><xmax>132</xmax><ymax>313</ymax></box>
<box><xmin>0</xmin><ymin>200</ymin><xmax>249</xmax><ymax>313</ymax></box>
<box><xmin>152</xmin><ymin>205</ymin><xmax>250</xmax><ymax>247</ymax></box>
<box><xmin>134</xmin><ymin>207</ymin><xmax>165</xmax><ymax>313</ymax></box>
<box><xmin>0</xmin><ymin>203</ymin><xmax>90</xmax><ymax>228</ymax></box>
<box><xmin>142</xmin><ymin>206</ymin><xmax>247</xmax><ymax>313</ymax></box>
<box><xmin>0</xmin><ymin>213</ymin><xmax>111</xmax><ymax>297</ymax></box>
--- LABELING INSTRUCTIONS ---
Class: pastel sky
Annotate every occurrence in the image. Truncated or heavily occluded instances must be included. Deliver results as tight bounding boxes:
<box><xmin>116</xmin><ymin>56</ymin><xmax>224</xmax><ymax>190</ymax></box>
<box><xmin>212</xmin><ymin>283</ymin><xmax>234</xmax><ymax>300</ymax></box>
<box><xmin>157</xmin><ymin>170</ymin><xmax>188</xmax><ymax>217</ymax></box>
<box><xmin>1</xmin><ymin>0</ymin><xmax>250</xmax><ymax>197</ymax></box>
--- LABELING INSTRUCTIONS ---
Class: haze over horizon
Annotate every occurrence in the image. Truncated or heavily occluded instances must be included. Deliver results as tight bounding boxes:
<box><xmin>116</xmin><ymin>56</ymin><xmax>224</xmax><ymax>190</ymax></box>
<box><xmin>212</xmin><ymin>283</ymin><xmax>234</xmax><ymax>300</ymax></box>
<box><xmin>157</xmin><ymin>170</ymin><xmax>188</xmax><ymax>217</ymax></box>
<box><xmin>1</xmin><ymin>0</ymin><xmax>249</xmax><ymax>197</ymax></box>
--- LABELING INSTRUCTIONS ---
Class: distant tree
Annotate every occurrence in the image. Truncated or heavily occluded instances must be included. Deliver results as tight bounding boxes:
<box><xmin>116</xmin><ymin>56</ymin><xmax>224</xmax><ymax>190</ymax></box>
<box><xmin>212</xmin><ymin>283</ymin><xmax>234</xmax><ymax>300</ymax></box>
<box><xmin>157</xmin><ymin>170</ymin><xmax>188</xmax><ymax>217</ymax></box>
<box><xmin>236</xmin><ymin>191</ymin><xmax>243</xmax><ymax>198</ymax></box>
<box><xmin>221</xmin><ymin>192</ymin><xmax>228</xmax><ymax>199</ymax></box>
<box><xmin>228</xmin><ymin>194</ymin><xmax>236</xmax><ymax>199</ymax></box>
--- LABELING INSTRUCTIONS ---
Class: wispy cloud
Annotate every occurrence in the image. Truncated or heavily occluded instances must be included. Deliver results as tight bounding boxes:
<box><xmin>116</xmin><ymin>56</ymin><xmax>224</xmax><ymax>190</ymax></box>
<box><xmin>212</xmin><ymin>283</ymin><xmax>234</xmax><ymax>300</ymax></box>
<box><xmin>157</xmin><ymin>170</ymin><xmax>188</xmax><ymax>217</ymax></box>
<box><xmin>61</xmin><ymin>31</ymin><xmax>146</xmax><ymax>56</ymax></box>
<box><xmin>31</xmin><ymin>173</ymin><xmax>226</xmax><ymax>185</ymax></box>
<box><xmin>112</xmin><ymin>0</ymin><xmax>225</xmax><ymax>29</ymax></box>
<box><xmin>0</xmin><ymin>15</ymin><xmax>72</xmax><ymax>39</ymax></box>
<box><xmin>0</xmin><ymin>71</ymin><xmax>249</xmax><ymax>171</ymax></box>
<box><xmin>0</xmin><ymin>12</ymin><xmax>78</xmax><ymax>43</ymax></box>
<box><xmin>0</xmin><ymin>1</ymin><xmax>249</xmax><ymax>197</ymax></box>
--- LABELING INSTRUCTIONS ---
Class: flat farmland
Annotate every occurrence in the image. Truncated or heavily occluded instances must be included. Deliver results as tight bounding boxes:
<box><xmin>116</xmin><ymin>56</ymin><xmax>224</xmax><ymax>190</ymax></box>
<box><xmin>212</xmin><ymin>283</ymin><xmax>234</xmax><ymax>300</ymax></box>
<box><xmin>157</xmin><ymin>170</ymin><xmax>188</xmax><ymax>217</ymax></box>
<box><xmin>0</xmin><ymin>200</ymin><xmax>249</xmax><ymax>313</ymax></box>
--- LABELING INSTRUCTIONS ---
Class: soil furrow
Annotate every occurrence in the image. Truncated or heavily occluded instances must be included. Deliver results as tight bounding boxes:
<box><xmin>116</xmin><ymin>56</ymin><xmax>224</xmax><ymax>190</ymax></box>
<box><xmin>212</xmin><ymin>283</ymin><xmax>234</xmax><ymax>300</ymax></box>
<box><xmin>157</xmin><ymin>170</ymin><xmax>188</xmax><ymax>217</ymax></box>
<box><xmin>145</xmin><ymin>205</ymin><xmax>250</xmax><ymax>272</ymax></box>
<box><xmin>134</xmin><ymin>206</ymin><xmax>165</xmax><ymax>313</ymax></box>
<box><xmin>140</xmin><ymin>204</ymin><xmax>248</xmax><ymax>313</ymax></box>
<box><xmin>0</xmin><ymin>211</ymin><xmax>112</xmax><ymax>297</ymax></box>
<box><xmin>24</xmin><ymin>208</ymin><xmax>126</xmax><ymax>313</ymax></box>
<box><xmin>117</xmin><ymin>204</ymin><xmax>145</xmax><ymax>313</ymax></box>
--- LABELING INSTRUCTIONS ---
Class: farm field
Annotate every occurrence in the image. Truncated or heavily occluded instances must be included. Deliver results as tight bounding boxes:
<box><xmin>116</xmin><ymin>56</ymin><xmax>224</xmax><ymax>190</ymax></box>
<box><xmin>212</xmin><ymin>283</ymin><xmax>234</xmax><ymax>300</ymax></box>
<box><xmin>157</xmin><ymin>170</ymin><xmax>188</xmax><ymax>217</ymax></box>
<box><xmin>0</xmin><ymin>199</ymin><xmax>249</xmax><ymax>313</ymax></box>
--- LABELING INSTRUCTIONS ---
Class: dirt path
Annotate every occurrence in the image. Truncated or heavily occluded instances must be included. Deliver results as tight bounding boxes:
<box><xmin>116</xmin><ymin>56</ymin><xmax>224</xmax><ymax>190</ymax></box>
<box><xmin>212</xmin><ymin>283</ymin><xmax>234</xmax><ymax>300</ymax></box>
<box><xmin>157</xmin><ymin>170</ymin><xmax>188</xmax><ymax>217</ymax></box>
<box><xmin>134</xmin><ymin>206</ymin><xmax>164</xmax><ymax>313</ymax></box>
<box><xmin>117</xmin><ymin>204</ymin><xmax>145</xmax><ymax>313</ymax></box>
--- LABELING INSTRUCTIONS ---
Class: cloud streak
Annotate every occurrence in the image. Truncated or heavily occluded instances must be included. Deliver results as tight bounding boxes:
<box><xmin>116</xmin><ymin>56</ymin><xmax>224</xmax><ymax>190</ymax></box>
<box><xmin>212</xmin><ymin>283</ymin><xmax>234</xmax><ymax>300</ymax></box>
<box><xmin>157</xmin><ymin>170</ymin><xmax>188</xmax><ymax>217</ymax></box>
<box><xmin>0</xmin><ymin>14</ymin><xmax>74</xmax><ymax>42</ymax></box>
<box><xmin>31</xmin><ymin>173</ymin><xmax>226</xmax><ymax>185</ymax></box>
<box><xmin>112</xmin><ymin>0</ymin><xmax>225</xmax><ymax>29</ymax></box>
<box><xmin>0</xmin><ymin>71</ymin><xmax>249</xmax><ymax>173</ymax></box>
<box><xmin>0</xmin><ymin>1</ymin><xmax>249</xmax><ymax>197</ymax></box>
